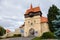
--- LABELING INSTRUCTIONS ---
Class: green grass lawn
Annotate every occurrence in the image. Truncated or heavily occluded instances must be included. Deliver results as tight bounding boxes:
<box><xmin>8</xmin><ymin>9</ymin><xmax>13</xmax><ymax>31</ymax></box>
<box><xmin>32</xmin><ymin>37</ymin><xmax>41</xmax><ymax>40</ymax></box>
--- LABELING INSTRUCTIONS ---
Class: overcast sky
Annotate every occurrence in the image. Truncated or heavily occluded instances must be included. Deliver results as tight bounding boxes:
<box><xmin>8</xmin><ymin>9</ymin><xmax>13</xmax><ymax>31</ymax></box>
<box><xmin>0</xmin><ymin>0</ymin><xmax>60</xmax><ymax>32</ymax></box>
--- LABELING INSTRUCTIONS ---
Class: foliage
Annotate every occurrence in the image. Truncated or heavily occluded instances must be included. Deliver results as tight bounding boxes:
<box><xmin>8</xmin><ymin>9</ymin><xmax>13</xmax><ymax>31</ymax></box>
<box><xmin>47</xmin><ymin>5</ymin><xmax>59</xmax><ymax>32</ymax></box>
<box><xmin>47</xmin><ymin>4</ymin><xmax>60</xmax><ymax>38</ymax></box>
<box><xmin>6</xmin><ymin>34</ymin><xmax>21</xmax><ymax>38</ymax></box>
<box><xmin>52</xmin><ymin>10</ymin><xmax>60</xmax><ymax>38</ymax></box>
<box><xmin>32</xmin><ymin>32</ymin><xmax>57</xmax><ymax>40</ymax></box>
<box><xmin>13</xmin><ymin>34</ymin><xmax>21</xmax><ymax>37</ymax></box>
<box><xmin>0</xmin><ymin>26</ymin><xmax>6</xmax><ymax>36</ymax></box>
<box><xmin>40</xmin><ymin>32</ymin><xmax>57</xmax><ymax>39</ymax></box>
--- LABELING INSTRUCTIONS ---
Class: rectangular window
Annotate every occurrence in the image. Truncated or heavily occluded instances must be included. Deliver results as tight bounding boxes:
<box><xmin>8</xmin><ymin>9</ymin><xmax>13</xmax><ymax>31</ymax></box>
<box><xmin>20</xmin><ymin>29</ymin><xmax>24</xmax><ymax>33</ymax></box>
<box><xmin>31</xmin><ymin>23</ymin><xmax>33</xmax><ymax>25</ymax></box>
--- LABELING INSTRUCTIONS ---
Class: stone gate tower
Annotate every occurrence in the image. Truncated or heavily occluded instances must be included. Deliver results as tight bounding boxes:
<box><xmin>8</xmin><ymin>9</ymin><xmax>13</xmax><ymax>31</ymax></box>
<box><xmin>24</xmin><ymin>4</ymin><xmax>43</xmax><ymax>37</ymax></box>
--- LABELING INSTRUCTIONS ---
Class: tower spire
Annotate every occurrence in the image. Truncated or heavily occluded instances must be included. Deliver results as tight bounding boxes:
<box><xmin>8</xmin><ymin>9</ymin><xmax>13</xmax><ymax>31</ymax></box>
<box><xmin>30</xmin><ymin>4</ymin><xmax>33</xmax><ymax>9</ymax></box>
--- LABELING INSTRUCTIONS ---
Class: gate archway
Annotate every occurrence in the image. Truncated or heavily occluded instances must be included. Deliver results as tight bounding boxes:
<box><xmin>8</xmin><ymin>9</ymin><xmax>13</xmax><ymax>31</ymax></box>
<box><xmin>29</xmin><ymin>28</ymin><xmax>35</xmax><ymax>36</ymax></box>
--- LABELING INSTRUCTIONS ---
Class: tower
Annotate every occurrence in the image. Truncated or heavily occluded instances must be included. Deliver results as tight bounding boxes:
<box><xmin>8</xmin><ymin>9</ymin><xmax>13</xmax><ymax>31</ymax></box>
<box><xmin>24</xmin><ymin>4</ymin><xmax>42</xmax><ymax>37</ymax></box>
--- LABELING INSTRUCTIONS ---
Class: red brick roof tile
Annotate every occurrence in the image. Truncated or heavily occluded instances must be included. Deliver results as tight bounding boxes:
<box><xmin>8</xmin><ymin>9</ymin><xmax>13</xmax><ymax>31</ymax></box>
<box><xmin>25</xmin><ymin>4</ymin><xmax>40</xmax><ymax>14</ymax></box>
<box><xmin>41</xmin><ymin>17</ymin><xmax>48</xmax><ymax>23</ymax></box>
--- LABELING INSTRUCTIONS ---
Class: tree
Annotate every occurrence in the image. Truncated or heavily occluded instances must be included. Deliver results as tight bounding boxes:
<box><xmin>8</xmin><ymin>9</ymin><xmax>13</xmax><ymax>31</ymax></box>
<box><xmin>47</xmin><ymin>5</ymin><xmax>60</xmax><ymax>38</ymax></box>
<box><xmin>47</xmin><ymin>5</ymin><xmax>59</xmax><ymax>32</ymax></box>
<box><xmin>52</xmin><ymin>10</ymin><xmax>60</xmax><ymax>38</ymax></box>
<box><xmin>0</xmin><ymin>26</ymin><xmax>6</xmax><ymax>36</ymax></box>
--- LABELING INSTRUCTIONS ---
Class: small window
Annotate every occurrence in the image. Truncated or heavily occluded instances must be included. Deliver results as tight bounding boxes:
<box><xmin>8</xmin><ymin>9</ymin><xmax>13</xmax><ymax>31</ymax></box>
<box><xmin>28</xmin><ymin>21</ymin><xmax>30</xmax><ymax>23</ymax></box>
<box><xmin>34</xmin><ymin>20</ymin><xmax>36</xmax><ymax>23</ymax></box>
<box><xmin>31</xmin><ymin>23</ymin><xmax>33</xmax><ymax>25</ymax></box>
<box><xmin>20</xmin><ymin>29</ymin><xmax>24</xmax><ymax>33</ymax></box>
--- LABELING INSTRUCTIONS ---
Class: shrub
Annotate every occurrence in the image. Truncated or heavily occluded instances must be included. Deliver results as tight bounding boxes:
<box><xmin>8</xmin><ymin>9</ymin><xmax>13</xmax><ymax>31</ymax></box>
<box><xmin>40</xmin><ymin>32</ymin><xmax>57</xmax><ymax>39</ymax></box>
<box><xmin>6</xmin><ymin>34</ymin><xmax>21</xmax><ymax>38</ymax></box>
<box><xmin>32</xmin><ymin>32</ymin><xmax>57</xmax><ymax>40</ymax></box>
<box><xmin>13</xmin><ymin>34</ymin><xmax>21</xmax><ymax>37</ymax></box>
<box><xmin>0</xmin><ymin>26</ymin><xmax>6</xmax><ymax>36</ymax></box>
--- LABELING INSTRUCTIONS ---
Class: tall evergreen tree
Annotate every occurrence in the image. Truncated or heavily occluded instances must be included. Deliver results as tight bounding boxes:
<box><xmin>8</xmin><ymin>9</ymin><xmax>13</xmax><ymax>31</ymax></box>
<box><xmin>47</xmin><ymin>5</ymin><xmax>59</xmax><ymax>32</ymax></box>
<box><xmin>52</xmin><ymin>10</ymin><xmax>60</xmax><ymax>38</ymax></box>
<box><xmin>47</xmin><ymin>5</ymin><xmax>60</xmax><ymax>38</ymax></box>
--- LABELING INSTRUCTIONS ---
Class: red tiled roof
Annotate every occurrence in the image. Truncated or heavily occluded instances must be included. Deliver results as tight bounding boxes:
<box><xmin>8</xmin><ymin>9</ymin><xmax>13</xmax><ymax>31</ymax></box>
<box><xmin>25</xmin><ymin>4</ymin><xmax>40</xmax><ymax>14</ymax></box>
<box><xmin>19</xmin><ymin>24</ymin><xmax>24</xmax><ymax>28</ymax></box>
<box><xmin>6</xmin><ymin>29</ymin><xmax>11</xmax><ymax>33</ymax></box>
<box><xmin>41</xmin><ymin>17</ymin><xmax>48</xmax><ymax>23</ymax></box>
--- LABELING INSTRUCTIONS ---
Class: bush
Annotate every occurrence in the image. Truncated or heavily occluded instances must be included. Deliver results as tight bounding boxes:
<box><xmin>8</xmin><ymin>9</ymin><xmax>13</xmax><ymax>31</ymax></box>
<box><xmin>0</xmin><ymin>26</ymin><xmax>6</xmax><ymax>36</ymax></box>
<box><xmin>32</xmin><ymin>32</ymin><xmax>57</xmax><ymax>40</ymax></box>
<box><xmin>13</xmin><ymin>34</ymin><xmax>21</xmax><ymax>37</ymax></box>
<box><xmin>6</xmin><ymin>34</ymin><xmax>21</xmax><ymax>38</ymax></box>
<box><xmin>40</xmin><ymin>32</ymin><xmax>57</xmax><ymax>39</ymax></box>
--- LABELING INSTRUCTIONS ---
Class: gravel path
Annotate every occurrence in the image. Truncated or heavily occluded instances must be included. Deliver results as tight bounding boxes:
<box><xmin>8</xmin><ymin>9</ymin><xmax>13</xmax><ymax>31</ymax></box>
<box><xmin>0</xmin><ymin>37</ymin><xmax>34</xmax><ymax>40</ymax></box>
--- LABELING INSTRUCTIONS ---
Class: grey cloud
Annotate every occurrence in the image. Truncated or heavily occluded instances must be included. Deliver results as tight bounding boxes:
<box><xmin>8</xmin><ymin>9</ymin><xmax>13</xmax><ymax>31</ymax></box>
<box><xmin>0</xmin><ymin>0</ymin><xmax>60</xmax><ymax>31</ymax></box>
